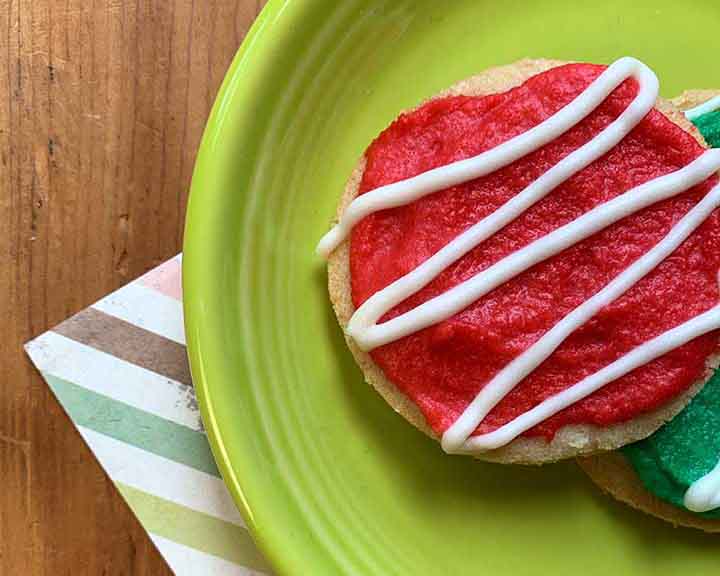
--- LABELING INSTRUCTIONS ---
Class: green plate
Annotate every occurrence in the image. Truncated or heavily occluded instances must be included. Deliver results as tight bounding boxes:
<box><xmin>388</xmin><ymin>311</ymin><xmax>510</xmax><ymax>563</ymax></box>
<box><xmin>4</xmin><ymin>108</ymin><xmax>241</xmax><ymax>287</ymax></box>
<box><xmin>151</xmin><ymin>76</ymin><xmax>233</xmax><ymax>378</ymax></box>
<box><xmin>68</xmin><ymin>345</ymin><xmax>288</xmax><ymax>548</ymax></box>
<box><xmin>183</xmin><ymin>1</ymin><xmax>720</xmax><ymax>574</ymax></box>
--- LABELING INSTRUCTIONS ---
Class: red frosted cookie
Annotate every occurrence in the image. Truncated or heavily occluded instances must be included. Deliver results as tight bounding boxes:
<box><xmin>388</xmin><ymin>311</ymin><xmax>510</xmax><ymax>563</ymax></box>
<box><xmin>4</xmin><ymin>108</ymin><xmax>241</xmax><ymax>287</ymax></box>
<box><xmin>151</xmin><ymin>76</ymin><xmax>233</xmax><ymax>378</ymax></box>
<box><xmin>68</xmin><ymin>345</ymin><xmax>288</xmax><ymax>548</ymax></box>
<box><xmin>319</xmin><ymin>59</ymin><xmax>720</xmax><ymax>464</ymax></box>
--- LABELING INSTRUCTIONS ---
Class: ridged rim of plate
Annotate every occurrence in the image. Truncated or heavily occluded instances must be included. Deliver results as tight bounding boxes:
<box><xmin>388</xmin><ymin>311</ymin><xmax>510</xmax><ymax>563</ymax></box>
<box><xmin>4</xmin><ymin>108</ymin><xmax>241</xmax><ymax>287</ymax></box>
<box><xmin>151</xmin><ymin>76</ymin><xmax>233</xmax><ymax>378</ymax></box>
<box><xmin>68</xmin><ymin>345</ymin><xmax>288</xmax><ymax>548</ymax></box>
<box><xmin>183</xmin><ymin>0</ymin><xmax>293</xmax><ymax>572</ymax></box>
<box><xmin>183</xmin><ymin>3</ymin><xmax>416</xmax><ymax>572</ymax></box>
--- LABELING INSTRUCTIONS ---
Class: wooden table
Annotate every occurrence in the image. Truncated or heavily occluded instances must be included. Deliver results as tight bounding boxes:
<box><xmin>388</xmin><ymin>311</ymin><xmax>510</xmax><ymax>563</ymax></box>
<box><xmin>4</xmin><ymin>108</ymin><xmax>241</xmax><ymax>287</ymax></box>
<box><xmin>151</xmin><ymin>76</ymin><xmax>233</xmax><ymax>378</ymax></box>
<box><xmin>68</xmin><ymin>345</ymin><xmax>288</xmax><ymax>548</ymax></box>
<box><xmin>1</xmin><ymin>1</ymin><xmax>265</xmax><ymax>572</ymax></box>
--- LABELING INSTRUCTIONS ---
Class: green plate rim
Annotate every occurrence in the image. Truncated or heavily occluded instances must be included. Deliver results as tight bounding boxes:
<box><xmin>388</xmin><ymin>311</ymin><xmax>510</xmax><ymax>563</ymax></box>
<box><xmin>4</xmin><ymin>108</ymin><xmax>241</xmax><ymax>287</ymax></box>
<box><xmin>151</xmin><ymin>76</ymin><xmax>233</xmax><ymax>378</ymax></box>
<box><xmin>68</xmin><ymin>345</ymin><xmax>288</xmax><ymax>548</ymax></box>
<box><xmin>182</xmin><ymin>0</ymin><xmax>291</xmax><ymax>572</ymax></box>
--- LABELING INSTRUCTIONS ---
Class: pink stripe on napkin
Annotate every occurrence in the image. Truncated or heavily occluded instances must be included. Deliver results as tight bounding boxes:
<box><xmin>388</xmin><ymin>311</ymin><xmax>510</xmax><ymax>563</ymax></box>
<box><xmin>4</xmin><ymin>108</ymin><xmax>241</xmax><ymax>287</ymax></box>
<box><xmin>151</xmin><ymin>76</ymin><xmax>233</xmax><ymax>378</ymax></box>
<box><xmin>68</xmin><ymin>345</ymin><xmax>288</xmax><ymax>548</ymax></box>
<box><xmin>140</xmin><ymin>256</ymin><xmax>183</xmax><ymax>301</ymax></box>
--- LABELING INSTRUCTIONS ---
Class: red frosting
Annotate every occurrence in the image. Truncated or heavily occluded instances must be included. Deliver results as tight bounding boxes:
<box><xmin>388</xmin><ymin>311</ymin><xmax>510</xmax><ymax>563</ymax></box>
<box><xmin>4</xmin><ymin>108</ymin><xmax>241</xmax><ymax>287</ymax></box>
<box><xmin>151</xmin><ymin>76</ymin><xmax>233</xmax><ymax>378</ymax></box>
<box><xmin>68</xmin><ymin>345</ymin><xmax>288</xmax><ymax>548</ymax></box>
<box><xmin>349</xmin><ymin>63</ymin><xmax>720</xmax><ymax>440</ymax></box>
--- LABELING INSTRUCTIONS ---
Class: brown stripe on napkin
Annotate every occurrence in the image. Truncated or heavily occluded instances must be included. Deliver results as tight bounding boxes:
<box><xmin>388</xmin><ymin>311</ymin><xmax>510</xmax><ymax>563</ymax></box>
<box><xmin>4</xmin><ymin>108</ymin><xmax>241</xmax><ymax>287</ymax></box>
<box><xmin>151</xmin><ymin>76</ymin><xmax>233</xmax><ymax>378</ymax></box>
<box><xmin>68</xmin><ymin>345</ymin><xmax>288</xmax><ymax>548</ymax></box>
<box><xmin>55</xmin><ymin>308</ymin><xmax>192</xmax><ymax>386</ymax></box>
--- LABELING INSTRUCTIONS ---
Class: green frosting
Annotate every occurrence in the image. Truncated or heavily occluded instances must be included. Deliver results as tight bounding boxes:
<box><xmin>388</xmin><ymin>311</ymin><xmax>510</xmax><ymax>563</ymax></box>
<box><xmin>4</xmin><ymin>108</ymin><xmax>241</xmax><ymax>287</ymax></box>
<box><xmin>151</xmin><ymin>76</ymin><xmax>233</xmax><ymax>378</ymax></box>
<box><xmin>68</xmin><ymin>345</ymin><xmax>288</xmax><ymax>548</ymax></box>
<box><xmin>622</xmin><ymin>372</ymin><xmax>720</xmax><ymax>519</ymax></box>
<box><xmin>694</xmin><ymin>109</ymin><xmax>720</xmax><ymax>148</ymax></box>
<box><xmin>622</xmin><ymin>107</ymin><xmax>720</xmax><ymax>518</ymax></box>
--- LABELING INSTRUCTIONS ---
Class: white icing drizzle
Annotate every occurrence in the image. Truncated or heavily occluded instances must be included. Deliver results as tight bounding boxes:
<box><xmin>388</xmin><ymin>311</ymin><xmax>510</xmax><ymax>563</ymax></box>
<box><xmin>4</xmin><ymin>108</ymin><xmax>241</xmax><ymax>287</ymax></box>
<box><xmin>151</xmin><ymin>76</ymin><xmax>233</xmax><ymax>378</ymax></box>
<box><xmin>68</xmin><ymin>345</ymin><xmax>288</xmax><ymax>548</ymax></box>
<box><xmin>445</xmin><ymin>301</ymin><xmax>720</xmax><ymax>453</ymax></box>
<box><xmin>685</xmin><ymin>460</ymin><xmax>720</xmax><ymax>513</ymax></box>
<box><xmin>316</xmin><ymin>55</ymin><xmax>720</xmax><ymax>504</ymax></box>
<box><xmin>685</xmin><ymin>95</ymin><xmax>720</xmax><ymax>122</ymax></box>
<box><xmin>349</xmin><ymin>153</ymin><xmax>720</xmax><ymax>351</ymax></box>
<box><xmin>442</xmin><ymin>178</ymin><xmax>720</xmax><ymax>452</ymax></box>
<box><xmin>316</xmin><ymin>57</ymin><xmax>660</xmax><ymax>258</ymax></box>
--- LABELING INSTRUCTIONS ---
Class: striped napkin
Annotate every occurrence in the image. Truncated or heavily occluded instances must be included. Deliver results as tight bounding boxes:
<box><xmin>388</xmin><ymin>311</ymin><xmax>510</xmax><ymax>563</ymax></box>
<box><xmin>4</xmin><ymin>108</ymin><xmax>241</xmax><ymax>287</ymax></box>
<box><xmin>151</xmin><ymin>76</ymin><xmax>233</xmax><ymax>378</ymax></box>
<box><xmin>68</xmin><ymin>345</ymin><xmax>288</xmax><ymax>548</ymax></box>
<box><xmin>25</xmin><ymin>255</ymin><xmax>271</xmax><ymax>576</ymax></box>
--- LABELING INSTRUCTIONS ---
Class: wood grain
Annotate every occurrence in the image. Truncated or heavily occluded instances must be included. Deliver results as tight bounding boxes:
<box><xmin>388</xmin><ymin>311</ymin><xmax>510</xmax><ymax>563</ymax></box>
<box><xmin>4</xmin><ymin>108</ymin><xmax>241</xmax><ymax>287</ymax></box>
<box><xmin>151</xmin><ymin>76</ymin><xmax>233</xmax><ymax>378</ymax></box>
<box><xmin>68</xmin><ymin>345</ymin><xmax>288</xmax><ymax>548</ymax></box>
<box><xmin>1</xmin><ymin>1</ymin><xmax>265</xmax><ymax>573</ymax></box>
